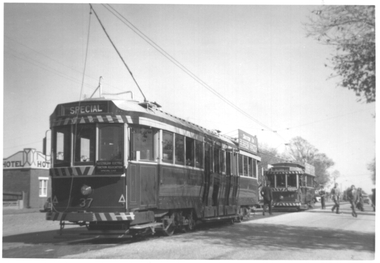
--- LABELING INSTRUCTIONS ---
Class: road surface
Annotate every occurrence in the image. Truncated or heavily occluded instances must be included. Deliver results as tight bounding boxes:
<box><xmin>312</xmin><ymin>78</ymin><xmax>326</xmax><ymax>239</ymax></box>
<box><xmin>2</xmin><ymin>202</ymin><xmax>375</xmax><ymax>259</ymax></box>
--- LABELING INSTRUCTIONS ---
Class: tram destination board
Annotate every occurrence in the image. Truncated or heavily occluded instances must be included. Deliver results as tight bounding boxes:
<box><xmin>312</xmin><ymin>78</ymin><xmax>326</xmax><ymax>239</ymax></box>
<box><xmin>238</xmin><ymin>129</ymin><xmax>258</xmax><ymax>155</ymax></box>
<box><xmin>95</xmin><ymin>161</ymin><xmax>124</xmax><ymax>174</ymax></box>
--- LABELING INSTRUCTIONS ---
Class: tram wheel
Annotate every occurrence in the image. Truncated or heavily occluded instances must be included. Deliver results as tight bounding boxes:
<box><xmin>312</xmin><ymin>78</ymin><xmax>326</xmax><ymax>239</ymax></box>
<box><xmin>161</xmin><ymin>214</ymin><xmax>175</xmax><ymax>236</ymax></box>
<box><xmin>186</xmin><ymin>211</ymin><xmax>196</xmax><ymax>232</ymax></box>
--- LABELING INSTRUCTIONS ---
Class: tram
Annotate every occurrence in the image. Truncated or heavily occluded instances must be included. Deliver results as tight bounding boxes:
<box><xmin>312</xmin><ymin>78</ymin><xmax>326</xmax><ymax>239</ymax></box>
<box><xmin>46</xmin><ymin>94</ymin><xmax>261</xmax><ymax>237</ymax></box>
<box><xmin>264</xmin><ymin>162</ymin><xmax>316</xmax><ymax>211</ymax></box>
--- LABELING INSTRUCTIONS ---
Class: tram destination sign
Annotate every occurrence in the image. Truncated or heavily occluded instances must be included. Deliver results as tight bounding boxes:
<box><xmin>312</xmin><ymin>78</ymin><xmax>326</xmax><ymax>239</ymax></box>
<box><xmin>238</xmin><ymin>129</ymin><xmax>258</xmax><ymax>155</ymax></box>
<box><xmin>57</xmin><ymin>101</ymin><xmax>110</xmax><ymax>116</ymax></box>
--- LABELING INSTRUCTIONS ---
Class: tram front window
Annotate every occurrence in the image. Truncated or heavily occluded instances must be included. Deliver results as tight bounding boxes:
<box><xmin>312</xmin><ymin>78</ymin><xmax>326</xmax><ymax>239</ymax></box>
<box><xmin>266</xmin><ymin>174</ymin><xmax>274</xmax><ymax>186</ymax></box>
<box><xmin>74</xmin><ymin>124</ymin><xmax>95</xmax><ymax>164</ymax></box>
<box><xmin>54</xmin><ymin>126</ymin><xmax>71</xmax><ymax>166</ymax></box>
<box><xmin>277</xmin><ymin>174</ymin><xmax>286</xmax><ymax>187</ymax></box>
<box><xmin>99</xmin><ymin>125</ymin><xmax>123</xmax><ymax>161</ymax></box>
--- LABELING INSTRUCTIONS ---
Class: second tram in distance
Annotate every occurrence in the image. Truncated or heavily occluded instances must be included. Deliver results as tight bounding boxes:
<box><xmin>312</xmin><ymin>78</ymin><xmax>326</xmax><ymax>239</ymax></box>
<box><xmin>264</xmin><ymin>162</ymin><xmax>316</xmax><ymax>211</ymax></box>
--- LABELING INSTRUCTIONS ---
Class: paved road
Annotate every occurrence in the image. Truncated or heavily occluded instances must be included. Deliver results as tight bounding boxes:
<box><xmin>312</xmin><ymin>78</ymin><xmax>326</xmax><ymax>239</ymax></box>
<box><xmin>2</xmin><ymin>202</ymin><xmax>375</xmax><ymax>259</ymax></box>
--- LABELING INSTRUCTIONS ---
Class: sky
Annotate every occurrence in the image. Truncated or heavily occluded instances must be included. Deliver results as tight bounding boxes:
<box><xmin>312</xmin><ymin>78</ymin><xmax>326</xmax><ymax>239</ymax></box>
<box><xmin>2</xmin><ymin>1</ymin><xmax>377</xmax><ymax>193</ymax></box>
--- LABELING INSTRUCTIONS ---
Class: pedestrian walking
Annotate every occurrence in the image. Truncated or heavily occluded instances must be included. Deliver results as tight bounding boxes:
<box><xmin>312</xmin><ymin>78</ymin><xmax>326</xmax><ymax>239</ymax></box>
<box><xmin>356</xmin><ymin>188</ymin><xmax>364</xmax><ymax>211</ymax></box>
<box><xmin>347</xmin><ymin>185</ymin><xmax>358</xmax><ymax>217</ymax></box>
<box><xmin>261</xmin><ymin>180</ymin><xmax>273</xmax><ymax>216</ymax></box>
<box><xmin>331</xmin><ymin>183</ymin><xmax>341</xmax><ymax>214</ymax></box>
<box><xmin>319</xmin><ymin>188</ymin><xmax>326</xmax><ymax>209</ymax></box>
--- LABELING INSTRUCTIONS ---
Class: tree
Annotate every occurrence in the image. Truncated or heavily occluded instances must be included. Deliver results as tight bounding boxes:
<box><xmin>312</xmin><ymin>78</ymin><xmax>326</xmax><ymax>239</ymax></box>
<box><xmin>314</xmin><ymin>154</ymin><xmax>335</xmax><ymax>186</ymax></box>
<box><xmin>287</xmin><ymin>136</ymin><xmax>335</xmax><ymax>186</ymax></box>
<box><xmin>305</xmin><ymin>6</ymin><xmax>375</xmax><ymax>103</ymax></box>
<box><xmin>367</xmin><ymin>157</ymin><xmax>376</xmax><ymax>184</ymax></box>
<box><xmin>287</xmin><ymin>136</ymin><xmax>318</xmax><ymax>163</ymax></box>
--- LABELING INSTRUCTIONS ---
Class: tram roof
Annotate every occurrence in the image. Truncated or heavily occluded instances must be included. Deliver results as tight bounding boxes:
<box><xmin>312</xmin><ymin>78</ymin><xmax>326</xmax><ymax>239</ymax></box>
<box><xmin>51</xmin><ymin>98</ymin><xmax>242</xmax><ymax>148</ymax></box>
<box><xmin>271</xmin><ymin>162</ymin><xmax>305</xmax><ymax>169</ymax></box>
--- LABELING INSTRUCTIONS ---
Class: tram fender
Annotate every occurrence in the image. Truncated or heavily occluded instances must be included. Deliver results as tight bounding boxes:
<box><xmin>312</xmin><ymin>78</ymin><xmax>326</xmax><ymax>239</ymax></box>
<box><xmin>130</xmin><ymin>210</ymin><xmax>155</xmax><ymax>226</ymax></box>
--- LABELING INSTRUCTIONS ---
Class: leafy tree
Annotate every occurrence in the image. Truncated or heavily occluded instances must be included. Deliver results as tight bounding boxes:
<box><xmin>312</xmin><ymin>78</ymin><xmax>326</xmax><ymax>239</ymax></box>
<box><xmin>305</xmin><ymin>6</ymin><xmax>375</xmax><ymax>103</ymax></box>
<box><xmin>287</xmin><ymin>136</ymin><xmax>335</xmax><ymax>186</ymax></box>
<box><xmin>314</xmin><ymin>154</ymin><xmax>335</xmax><ymax>186</ymax></box>
<box><xmin>287</xmin><ymin>136</ymin><xmax>318</xmax><ymax>163</ymax></box>
<box><xmin>367</xmin><ymin>157</ymin><xmax>376</xmax><ymax>184</ymax></box>
<box><xmin>258</xmin><ymin>144</ymin><xmax>288</xmax><ymax>186</ymax></box>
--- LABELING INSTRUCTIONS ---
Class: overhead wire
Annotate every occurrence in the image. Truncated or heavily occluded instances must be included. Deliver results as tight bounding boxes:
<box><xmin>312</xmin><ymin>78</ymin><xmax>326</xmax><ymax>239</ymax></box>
<box><xmin>102</xmin><ymin>4</ymin><xmax>278</xmax><ymax>135</ymax></box>
<box><xmin>89</xmin><ymin>4</ymin><xmax>147</xmax><ymax>102</ymax></box>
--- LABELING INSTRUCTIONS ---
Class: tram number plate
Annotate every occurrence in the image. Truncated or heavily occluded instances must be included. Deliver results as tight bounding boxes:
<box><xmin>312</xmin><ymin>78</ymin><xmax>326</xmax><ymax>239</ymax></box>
<box><xmin>79</xmin><ymin>198</ymin><xmax>93</xmax><ymax>208</ymax></box>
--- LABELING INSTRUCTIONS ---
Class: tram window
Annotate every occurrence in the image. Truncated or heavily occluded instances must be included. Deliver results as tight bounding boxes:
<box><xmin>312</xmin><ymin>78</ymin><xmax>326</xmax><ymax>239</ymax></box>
<box><xmin>251</xmin><ymin>159</ymin><xmax>257</xmax><ymax>178</ymax></box>
<box><xmin>186</xmin><ymin>137</ymin><xmax>195</xmax><ymax>166</ymax></box>
<box><xmin>266</xmin><ymin>174</ymin><xmax>274</xmax><ymax>186</ymax></box>
<box><xmin>277</xmin><ymin>174</ymin><xmax>286</xmax><ymax>187</ymax></box>
<box><xmin>238</xmin><ymin>154</ymin><xmax>243</xmax><ymax>175</ymax></box>
<box><xmin>195</xmin><ymin>140</ymin><xmax>203</xmax><ymax>168</ymax></box>
<box><xmin>175</xmin><ymin>134</ymin><xmax>185</xmax><ymax>165</ymax></box>
<box><xmin>226</xmin><ymin>152</ymin><xmax>231</xmax><ymax>175</ymax></box>
<box><xmin>54</xmin><ymin>126</ymin><xmax>70</xmax><ymax>166</ymax></box>
<box><xmin>130</xmin><ymin>127</ymin><xmax>154</xmax><ymax>161</ymax></box>
<box><xmin>220</xmin><ymin>150</ymin><xmax>225</xmax><ymax>174</ymax></box>
<box><xmin>299</xmin><ymin>175</ymin><xmax>306</xmax><ymax>187</ymax></box>
<box><xmin>306</xmin><ymin>175</ymin><xmax>313</xmax><ymax>187</ymax></box>
<box><xmin>243</xmin><ymin>156</ymin><xmax>248</xmax><ymax>176</ymax></box>
<box><xmin>214</xmin><ymin>147</ymin><xmax>220</xmax><ymax>173</ymax></box>
<box><xmin>248</xmin><ymin>158</ymin><xmax>252</xmax><ymax>177</ymax></box>
<box><xmin>162</xmin><ymin>131</ymin><xmax>173</xmax><ymax>163</ymax></box>
<box><xmin>287</xmin><ymin>174</ymin><xmax>297</xmax><ymax>187</ymax></box>
<box><xmin>99</xmin><ymin>125</ymin><xmax>123</xmax><ymax>161</ymax></box>
<box><xmin>74</xmin><ymin>124</ymin><xmax>95</xmax><ymax>164</ymax></box>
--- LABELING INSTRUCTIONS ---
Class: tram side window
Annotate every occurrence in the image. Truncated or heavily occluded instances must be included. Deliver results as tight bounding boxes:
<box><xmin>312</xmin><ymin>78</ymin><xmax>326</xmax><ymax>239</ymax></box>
<box><xmin>287</xmin><ymin>174</ymin><xmax>297</xmax><ymax>187</ymax></box>
<box><xmin>162</xmin><ymin>131</ymin><xmax>173</xmax><ymax>163</ymax></box>
<box><xmin>130</xmin><ymin>127</ymin><xmax>155</xmax><ymax>161</ymax></box>
<box><xmin>251</xmin><ymin>159</ymin><xmax>257</xmax><ymax>178</ymax></box>
<box><xmin>277</xmin><ymin>174</ymin><xmax>286</xmax><ymax>187</ymax></box>
<box><xmin>226</xmin><ymin>152</ymin><xmax>231</xmax><ymax>175</ymax></box>
<box><xmin>248</xmin><ymin>158</ymin><xmax>252</xmax><ymax>177</ymax></box>
<box><xmin>243</xmin><ymin>156</ymin><xmax>248</xmax><ymax>176</ymax></box>
<box><xmin>54</xmin><ymin>126</ymin><xmax>71</xmax><ymax>166</ymax></box>
<box><xmin>299</xmin><ymin>175</ymin><xmax>306</xmax><ymax>187</ymax></box>
<box><xmin>195</xmin><ymin>140</ymin><xmax>203</xmax><ymax>168</ymax></box>
<box><xmin>306</xmin><ymin>175</ymin><xmax>313</xmax><ymax>187</ymax></box>
<box><xmin>175</xmin><ymin>134</ymin><xmax>185</xmax><ymax>165</ymax></box>
<box><xmin>186</xmin><ymin>137</ymin><xmax>194</xmax><ymax>166</ymax></box>
<box><xmin>214</xmin><ymin>147</ymin><xmax>220</xmax><ymax>173</ymax></box>
<box><xmin>74</xmin><ymin>124</ymin><xmax>95</xmax><ymax>164</ymax></box>
<box><xmin>238</xmin><ymin>154</ymin><xmax>243</xmax><ymax>176</ymax></box>
<box><xmin>99</xmin><ymin>125</ymin><xmax>123</xmax><ymax>161</ymax></box>
<box><xmin>220</xmin><ymin>150</ymin><xmax>225</xmax><ymax>174</ymax></box>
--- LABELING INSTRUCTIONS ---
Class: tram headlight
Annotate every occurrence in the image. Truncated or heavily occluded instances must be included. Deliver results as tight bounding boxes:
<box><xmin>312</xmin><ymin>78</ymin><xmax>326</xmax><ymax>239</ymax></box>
<box><xmin>81</xmin><ymin>185</ymin><xmax>92</xmax><ymax>196</ymax></box>
<box><xmin>279</xmin><ymin>195</ymin><xmax>284</xmax><ymax>200</ymax></box>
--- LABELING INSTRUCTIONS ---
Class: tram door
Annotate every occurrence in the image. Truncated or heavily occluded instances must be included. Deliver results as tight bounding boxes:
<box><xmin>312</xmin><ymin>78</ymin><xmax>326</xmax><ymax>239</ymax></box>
<box><xmin>202</xmin><ymin>143</ymin><xmax>211</xmax><ymax>206</ymax></box>
<box><xmin>127</xmin><ymin>163</ymin><xmax>157</xmax><ymax>210</ymax></box>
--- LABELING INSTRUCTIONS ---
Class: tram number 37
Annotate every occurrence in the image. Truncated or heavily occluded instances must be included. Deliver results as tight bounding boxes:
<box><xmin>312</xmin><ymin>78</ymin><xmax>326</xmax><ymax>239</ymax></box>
<box><xmin>79</xmin><ymin>198</ymin><xmax>93</xmax><ymax>208</ymax></box>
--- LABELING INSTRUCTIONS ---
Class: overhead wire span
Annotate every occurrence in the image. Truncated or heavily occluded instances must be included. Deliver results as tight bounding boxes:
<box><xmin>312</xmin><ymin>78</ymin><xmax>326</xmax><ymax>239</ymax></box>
<box><xmin>102</xmin><ymin>4</ymin><xmax>278</xmax><ymax>135</ymax></box>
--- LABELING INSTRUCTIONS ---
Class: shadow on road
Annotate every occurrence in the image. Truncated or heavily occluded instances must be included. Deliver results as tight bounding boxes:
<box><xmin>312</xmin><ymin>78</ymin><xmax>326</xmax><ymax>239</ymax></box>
<box><xmin>179</xmin><ymin>220</ymin><xmax>375</xmax><ymax>253</ymax></box>
<box><xmin>3</xmin><ymin>214</ymin><xmax>375</xmax><ymax>258</ymax></box>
